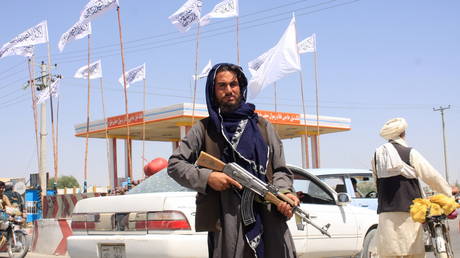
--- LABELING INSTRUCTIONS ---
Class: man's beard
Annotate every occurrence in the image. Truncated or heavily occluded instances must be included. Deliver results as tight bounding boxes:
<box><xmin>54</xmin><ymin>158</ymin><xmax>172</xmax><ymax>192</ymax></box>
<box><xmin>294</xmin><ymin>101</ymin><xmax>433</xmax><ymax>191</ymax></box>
<box><xmin>217</xmin><ymin>95</ymin><xmax>242</xmax><ymax>113</ymax></box>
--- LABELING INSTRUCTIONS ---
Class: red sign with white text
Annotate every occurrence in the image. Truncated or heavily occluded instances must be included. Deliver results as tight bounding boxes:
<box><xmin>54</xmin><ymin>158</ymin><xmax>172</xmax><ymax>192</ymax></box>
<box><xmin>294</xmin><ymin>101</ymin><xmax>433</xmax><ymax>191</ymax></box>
<box><xmin>256</xmin><ymin>110</ymin><xmax>300</xmax><ymax>125</ymax></box>
<box><xmin>107</xmin><ymin>111</ymin><xmax>144</xmax><ymax>129</ymax></box>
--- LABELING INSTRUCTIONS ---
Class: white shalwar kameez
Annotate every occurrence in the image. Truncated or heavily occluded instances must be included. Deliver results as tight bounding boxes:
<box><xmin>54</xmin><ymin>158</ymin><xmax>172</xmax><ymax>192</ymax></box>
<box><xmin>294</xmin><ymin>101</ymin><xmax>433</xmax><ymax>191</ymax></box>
<box><xmin>371</xmin><ymin>138</ymin><xmax>451</xmax><ymax>258</ymax></box>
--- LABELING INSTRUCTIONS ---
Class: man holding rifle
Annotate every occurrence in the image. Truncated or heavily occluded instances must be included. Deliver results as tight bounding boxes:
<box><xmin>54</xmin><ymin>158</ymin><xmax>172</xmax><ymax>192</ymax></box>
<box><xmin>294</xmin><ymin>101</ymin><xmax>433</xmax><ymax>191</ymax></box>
<box><xmin>168</xmin><ymin>63</ymin><xmax>299</xmax><ymax>258</ymax></box>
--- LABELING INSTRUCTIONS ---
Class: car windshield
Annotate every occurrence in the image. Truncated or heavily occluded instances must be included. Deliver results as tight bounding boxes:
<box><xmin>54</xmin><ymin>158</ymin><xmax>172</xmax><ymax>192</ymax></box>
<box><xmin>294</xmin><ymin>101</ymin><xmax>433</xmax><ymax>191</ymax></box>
<box><xmin>318</xmin><ymin>173</ymin><xmax>377</xmax><ymax>199</ymax></box>
<box><xmin>351</xmin><ymin>175</ymin><xmax>377</xmax><ymax>198</ymax></box>
<box><xmin>128</xmin><ymin>169</ymin><xmax>193</xmax><ymax>194</ymax></box>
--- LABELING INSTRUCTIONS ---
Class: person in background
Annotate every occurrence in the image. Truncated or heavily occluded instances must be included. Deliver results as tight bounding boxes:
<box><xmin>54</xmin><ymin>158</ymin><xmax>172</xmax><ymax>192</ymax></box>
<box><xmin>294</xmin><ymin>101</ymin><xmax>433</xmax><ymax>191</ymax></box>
<box><xmin>168</xmin><ymin>63</ymin><xmax>298</xmax><ymax>258</ymax></box>
<box><xmin>371</xmin><ymin>117</ymin><xmax>452</xmax><ymax>258</ymax></box>
<box><xmin>452</xmin><ymin>185</ymin><xmax>459</xmax><ymax>201</ymax></box>
<box><xmin>0</xmin><ymin>181</ymin><xmax>11</xmax><ymax>211</ymax></box>
<box><xmin>350</xmin><ymin>178</ymin><xmax>362</xmax><ymax>198</ymax></box>
<box><xmin>4</xmin><ymin>182</ymin><xmax>23</xmax><ymax>212</ymax></box>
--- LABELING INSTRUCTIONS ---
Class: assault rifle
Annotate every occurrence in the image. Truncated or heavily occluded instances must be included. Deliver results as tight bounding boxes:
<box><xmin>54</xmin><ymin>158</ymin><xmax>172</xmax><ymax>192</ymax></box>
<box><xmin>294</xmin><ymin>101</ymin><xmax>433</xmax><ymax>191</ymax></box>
<box><xmin>196</xmin><ymin>151</ymin><xmax>331</xmax><ymax>237</ymax></box>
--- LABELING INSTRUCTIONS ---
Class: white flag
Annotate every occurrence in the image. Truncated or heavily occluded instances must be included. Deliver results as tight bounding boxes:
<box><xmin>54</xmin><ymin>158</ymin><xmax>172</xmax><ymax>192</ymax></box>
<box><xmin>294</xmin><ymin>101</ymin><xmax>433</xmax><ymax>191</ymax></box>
<box><xmin>0</xmin><ymin>21</ymin><xmax>48</xmax><ymax>57</ymax></box>
<box><xmin>58</xmin><ymin>21</ymin><xmax>92</xmax><ymax>52</ymax></box>
<box><xmin>192</xmin><ymin>60</ymin><xmax>212</xmax><ymax>80</ymax></box>
<box><xmin>169</xmin><ymin>0</ymin><xmax>202</xmax><ymax>32</ymax></box>
<box><xmin>79</xmin><ymin>0</ymin><xmax>119</xmax><ymax>23</ymax></box>
<box><xmin>247</xmin><ymin>16</ymin><xmax>301</xmax><ymax>99</ymax></box>
<box><xmin>248</xmin><ymin>47</ymin><xmax>275</xmax><ymax>77</ymax></box>
<box><xmin>118</xmin><ymin>63</ymin><xmax>146</xmax><ymax>88</ymax></box>
<box><xmin>0</xmin><ymin>45</ymin><xmax>34</xmax><ymax>59</ymax></box>
<box><xmin>74</xmin><ymin>60</ymin><xmax>103</xmax><ymax>79</ymax></box>
<box><xmin>200</xmin><ymin>0</ymin><xmax>238</xmax><ymax>26</ymax></box>
<box><xmin>36</xmin><ymin>78</ymin><xmax>60</xmax><ymax>105</ymax></box>
<box><xmin>298</xmin><ymin>33</ymin><xmax>316</xmax><ymax>54</ymax></box>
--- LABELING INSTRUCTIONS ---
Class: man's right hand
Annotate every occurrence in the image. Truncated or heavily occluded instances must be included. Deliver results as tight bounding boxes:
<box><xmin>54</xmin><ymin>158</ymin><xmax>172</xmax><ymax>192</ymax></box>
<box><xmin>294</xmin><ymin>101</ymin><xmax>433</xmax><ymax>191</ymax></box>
<box><xmin>207</xmin><ymin>172</ymin><xmax>243</xmax><ymax>191</ymax></box>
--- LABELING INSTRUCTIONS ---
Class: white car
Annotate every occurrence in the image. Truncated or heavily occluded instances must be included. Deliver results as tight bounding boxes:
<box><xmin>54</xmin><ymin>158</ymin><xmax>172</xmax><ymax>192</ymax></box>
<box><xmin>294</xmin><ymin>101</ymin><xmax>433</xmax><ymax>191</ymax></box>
<box><xmin>308</xmin><ymin>168</ymin><xmax>378</xmax><ymax>211</ymax></box>
<box><xmin>67</xmin><ymin>165</ymin><xmax>378</xmax><ymax>258</ymax></box>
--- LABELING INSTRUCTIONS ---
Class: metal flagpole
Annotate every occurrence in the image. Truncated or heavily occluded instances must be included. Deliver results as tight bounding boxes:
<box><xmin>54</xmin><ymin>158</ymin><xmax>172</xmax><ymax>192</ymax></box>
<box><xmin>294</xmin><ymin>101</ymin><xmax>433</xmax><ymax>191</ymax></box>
<box><xmin>312</xmin><ymin>35</ymin><xmax>320</xmax><ymax>168</ymax></box>
<box><xmin>99</xmin><ymin>77</ymin><xmax>112</xmax><ymax>187</ymax></box>
<box><xmin>191</xmin><ymin>22</ymin><xmax>201</xmax><ymax>126</ymax></box>
<box><xmin>236</xmin><ymin>16</ymin><xmax>240</xmax><ymax>65</ymax></box>
<box><xmin>47</xmin><ymin>40</ymin><xmax>59</xmax><ymax>188</ymax></box>
<box><xmin>273</xmin><ymin>82</ymin><xmax>279</xmax><ymax>131</ymax></box>
<box><xmin>142</xmin><ymin>78</ymin><xmax>147</xmax><ymax>176</ymax></box>
<box><xmin>83</xmin><ymin>35</ymin><xmax>92</xmax><ymax>192</ymax></box>
<box><xmin>27</xmin><ymin>57</ymin><xmax>40</xmax><ymax>172</ymax></box>
<box><xmin>294</xmin><ymin>17</ymin><xmax>310</xmax><ymax>168</ymax></box>
<box><xmin>117</xmin><ymin>6</ymin><xmax>133</xmax><ymax>180</ymax></box>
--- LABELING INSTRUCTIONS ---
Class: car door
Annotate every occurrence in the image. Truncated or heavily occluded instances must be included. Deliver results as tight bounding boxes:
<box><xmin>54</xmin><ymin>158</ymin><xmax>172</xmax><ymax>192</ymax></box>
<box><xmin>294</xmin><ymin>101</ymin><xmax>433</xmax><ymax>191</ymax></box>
<box><xmin>291</xmin><ymin>168</ymin><xmax>359</xmax><ymax>257</ymax></box>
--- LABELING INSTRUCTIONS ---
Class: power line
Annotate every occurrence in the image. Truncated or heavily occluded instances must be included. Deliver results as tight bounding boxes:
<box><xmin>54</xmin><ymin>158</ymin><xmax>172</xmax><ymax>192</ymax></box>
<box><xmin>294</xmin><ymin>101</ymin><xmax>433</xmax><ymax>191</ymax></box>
<box><xmin>47</xmin><ymin>0</ymin><xmax>359</xmax><ymax>64</ymax></box>
<box><xmin>41</xmin><ymin>0</ymin><xmax>322</xmax><ymax>58</ymax></box>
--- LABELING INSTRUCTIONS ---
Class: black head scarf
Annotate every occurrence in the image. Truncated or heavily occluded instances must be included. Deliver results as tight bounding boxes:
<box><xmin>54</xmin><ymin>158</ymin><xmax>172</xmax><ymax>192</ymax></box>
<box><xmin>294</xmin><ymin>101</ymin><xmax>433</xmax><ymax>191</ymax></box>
<box><xmin>205</xmin><ymin>63</ymin><xmax>268</xmax><ymax>179</ymax></box>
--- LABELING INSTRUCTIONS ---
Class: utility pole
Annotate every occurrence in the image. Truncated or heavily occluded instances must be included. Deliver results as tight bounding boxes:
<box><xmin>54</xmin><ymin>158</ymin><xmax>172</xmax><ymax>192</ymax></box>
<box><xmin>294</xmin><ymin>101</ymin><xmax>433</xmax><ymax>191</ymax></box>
<box><xmin>39</xmin><ymin>61</ymin><xmax>49</xmax><ymax>196</ymax></box>
<box><xmin>433</xmin><ymin>105</ymin><xmax>451</xmax><ymax>184</ymax></box>
<box><xmin>25</xmin><ymin>61</ymin><xmax>60</xmax><ymax>196</ymax></box>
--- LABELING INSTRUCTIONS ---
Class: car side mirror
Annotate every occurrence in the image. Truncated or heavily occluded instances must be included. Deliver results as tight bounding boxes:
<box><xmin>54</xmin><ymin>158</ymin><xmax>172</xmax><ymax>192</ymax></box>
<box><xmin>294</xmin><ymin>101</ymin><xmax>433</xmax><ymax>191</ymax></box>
<box><xmin>337</xmin><ymin>193</ymin><xmax>351</xmax><ymax>206</ymax></box>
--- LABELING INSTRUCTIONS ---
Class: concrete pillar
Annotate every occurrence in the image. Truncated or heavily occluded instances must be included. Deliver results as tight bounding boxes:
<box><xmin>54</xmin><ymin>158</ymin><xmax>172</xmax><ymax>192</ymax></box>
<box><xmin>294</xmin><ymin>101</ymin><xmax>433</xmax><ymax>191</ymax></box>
<box><xmin>172</xmin><ymin>125</ymin><xmax>190</xmax><ymax>152</ymax></box>
<box><xmin>108</xmin><ymin>138</ymin><xmax>118</xmax><ymax>188</ymax></box>
<box><xmin>301</xmin><ymin>135</ymin><xmax>310</xmax><ymax>169</ymax></box>
<box><xmin>124</xmin><ymin>139</ymin><xmax>132</xmax><ymax>180</ymax></box>
<box><xmin>311</xmin><ymin>135</ymin><xmax>320</xmax><ymax>168</ymax></box>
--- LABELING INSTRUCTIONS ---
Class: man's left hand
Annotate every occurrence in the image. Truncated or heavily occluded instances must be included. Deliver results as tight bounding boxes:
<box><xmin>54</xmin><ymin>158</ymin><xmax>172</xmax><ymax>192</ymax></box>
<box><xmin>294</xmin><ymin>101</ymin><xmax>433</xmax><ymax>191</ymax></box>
<box><xmin>276</xmin><ymin>193</ymin><xmax>300</xmax><ymax>219</ymax></box>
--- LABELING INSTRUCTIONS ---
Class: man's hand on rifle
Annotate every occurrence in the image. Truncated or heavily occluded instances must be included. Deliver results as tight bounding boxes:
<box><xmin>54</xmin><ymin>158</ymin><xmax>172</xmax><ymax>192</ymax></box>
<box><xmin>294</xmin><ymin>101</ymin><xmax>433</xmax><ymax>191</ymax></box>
<box><xmin>276</xmin><ymin>193</ymin><xmax>300</xmax><ymax>219</ymax></box>
<box><xmin>208</xmin><ymin>172</ymin><xmax>243</xmax><ymax>191</ymax></box>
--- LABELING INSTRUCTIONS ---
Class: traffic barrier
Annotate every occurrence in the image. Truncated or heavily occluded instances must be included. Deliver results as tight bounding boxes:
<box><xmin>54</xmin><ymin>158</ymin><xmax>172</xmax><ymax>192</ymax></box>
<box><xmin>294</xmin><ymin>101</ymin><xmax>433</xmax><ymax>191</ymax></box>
<box><xmin>32</xmin><ymin>218</ymin><xmax>72</xmax><ymax>255</ymax></box>
<box><xmin>42</xmin><ymin>193</ymin><xmax>101</xmax><ymax>219</ymax></box>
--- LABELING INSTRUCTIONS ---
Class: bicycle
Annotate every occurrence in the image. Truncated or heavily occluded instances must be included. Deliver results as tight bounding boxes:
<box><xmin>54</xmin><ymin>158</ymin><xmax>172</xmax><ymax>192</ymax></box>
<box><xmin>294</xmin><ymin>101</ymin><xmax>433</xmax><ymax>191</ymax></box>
<box><xmin>423</xmin><ymin>214</ymin><xmax>454</xmax><ymax>258</ymax></box>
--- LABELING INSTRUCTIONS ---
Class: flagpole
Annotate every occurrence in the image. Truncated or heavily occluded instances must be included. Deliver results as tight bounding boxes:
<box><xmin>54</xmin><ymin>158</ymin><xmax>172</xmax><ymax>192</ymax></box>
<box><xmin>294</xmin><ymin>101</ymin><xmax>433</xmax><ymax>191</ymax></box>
<box><xmin>27</xmin><ymin>57</ymin><xmax>40</xmax><ymax>172</ymax></box>
<box><xmin>273</xmin><ymin>82</ymin><xmax>278</xmax><ymax>113</ymax></box>
<box><xmin>142</xmin><ymin>78</ymin><xmax>147</xmax><ymax>177</ymax></box>
<box><xmin>99</xmin><ymin>77</ymin><xmax>112</xmax><ymax>188</ymax></box>
<box><xmin>191</xmin><ymin>23</ymin><xmax>201</xmax><ymax>126</ymax></box>
<box><xmin>47</xmin><ymin>40</ymin><xmax>59</xmax><ymax>188</ymax></box>
<box><xmin>83</xmin><ymin>34</ymin><xmax>92</xmax><ymax>192</ymax></box>
<box><xmin>117</xmin><ymin>6</ymin><xmax>133</xmax><ymax>180</ymax></box>
<box><xmin>236</xmin><ymin>16</ymin><xmax>240</xmax><ymax>65</ymax></box>
<box><xmin>313</xmin><ymin>36</ymin><xmax>320</xmax><ymax>168</ymax></box>
<box><xmin>293</xmin><ymin>16</ymin><xmax>310</xmax><ymax>168</ymax></box>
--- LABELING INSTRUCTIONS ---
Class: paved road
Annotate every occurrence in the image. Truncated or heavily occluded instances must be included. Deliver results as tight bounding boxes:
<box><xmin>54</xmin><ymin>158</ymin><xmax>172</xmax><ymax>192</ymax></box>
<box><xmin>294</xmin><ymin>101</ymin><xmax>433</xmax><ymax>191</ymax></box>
<box><xmin>0</xmin><ymin>218</ymin><xmax>458</xmax><ymax>258</ymax></box>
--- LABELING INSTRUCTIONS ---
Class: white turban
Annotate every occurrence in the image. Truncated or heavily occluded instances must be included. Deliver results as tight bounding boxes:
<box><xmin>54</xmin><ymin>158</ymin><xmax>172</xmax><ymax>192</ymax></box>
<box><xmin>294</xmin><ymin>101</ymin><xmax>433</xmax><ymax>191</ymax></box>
<box><xmin>379</xmin><ymin>117</ymin><xmax>408</xmax><ymax>140</ymax></box>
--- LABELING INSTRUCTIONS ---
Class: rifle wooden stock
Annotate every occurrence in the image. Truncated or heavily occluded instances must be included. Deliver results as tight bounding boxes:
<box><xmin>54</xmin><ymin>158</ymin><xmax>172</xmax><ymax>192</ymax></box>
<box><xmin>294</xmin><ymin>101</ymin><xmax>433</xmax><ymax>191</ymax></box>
<box><xmin>264</xmin><ymin>192</ymin><xmax>284</xmax><ymax>206</ymax></box>
<box><xmin>197</xmin><ymin>151</ymin><xmax>226</xmax><ymax>171</ymax></box>
<box><xmin>277</xmin><ymin>192</ymin><xmax>297</xmax><ymax>207</ymax></box>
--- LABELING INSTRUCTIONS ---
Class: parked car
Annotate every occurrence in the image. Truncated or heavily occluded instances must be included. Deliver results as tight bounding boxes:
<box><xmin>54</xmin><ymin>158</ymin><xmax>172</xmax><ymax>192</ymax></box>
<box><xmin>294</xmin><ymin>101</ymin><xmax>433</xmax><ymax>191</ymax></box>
<box><xmin>67</xmin><ymin>165</ymin><xmax>378</xmax><ymax>258</ymax></box>
<box><xmin>307</xmin><ymin>168</ymin><xmax>378</xmax><ymax>211</ymax></box>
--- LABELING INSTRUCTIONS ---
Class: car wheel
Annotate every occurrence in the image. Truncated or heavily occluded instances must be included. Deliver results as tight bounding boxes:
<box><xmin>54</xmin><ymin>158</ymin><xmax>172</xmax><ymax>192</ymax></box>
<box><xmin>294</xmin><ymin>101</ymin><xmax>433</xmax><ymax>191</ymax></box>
<box><xmin>361</xmin><ymin>228</ymin><xmax>377</xmax><ymax>258</ymax></box>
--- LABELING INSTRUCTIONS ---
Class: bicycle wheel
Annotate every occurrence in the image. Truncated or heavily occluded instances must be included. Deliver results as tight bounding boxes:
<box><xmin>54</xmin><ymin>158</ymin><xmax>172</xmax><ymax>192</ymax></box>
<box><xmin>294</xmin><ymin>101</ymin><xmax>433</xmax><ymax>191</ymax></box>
<box><xmin>433</xmin><ymin>225</ymin><xmax>448</xmax><ymax>258</ymax></box>
<box><xmin>7</xmin><ymin>231</ymin><xmax>29</xmax><ymax>258</ymax></box>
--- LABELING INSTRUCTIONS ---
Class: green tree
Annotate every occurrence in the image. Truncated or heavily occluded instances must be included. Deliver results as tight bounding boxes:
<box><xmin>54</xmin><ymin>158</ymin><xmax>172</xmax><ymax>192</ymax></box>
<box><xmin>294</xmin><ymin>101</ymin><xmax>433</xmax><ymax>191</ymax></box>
<box><xmin>48</xmin><ymin>175</ymin><xmax>80</xmax><ymax>189</ymax></box>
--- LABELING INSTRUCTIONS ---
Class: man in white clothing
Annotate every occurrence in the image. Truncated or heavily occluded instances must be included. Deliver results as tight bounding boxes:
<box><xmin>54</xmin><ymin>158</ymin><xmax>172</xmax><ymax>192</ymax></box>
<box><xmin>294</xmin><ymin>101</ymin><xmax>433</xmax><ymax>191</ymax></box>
<box><xmin>371</xmin><ymin>117</ymin><xmax>452</xmax><ymax>258</ymax></box>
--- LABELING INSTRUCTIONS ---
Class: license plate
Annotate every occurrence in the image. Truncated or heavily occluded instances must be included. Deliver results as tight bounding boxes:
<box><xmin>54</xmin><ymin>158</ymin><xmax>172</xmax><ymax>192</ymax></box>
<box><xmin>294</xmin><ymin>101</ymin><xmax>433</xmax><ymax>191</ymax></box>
<box><xmin>100</xmin><ymin>244</ymin><xmax>126</xmax><ymax>258</ymax></box>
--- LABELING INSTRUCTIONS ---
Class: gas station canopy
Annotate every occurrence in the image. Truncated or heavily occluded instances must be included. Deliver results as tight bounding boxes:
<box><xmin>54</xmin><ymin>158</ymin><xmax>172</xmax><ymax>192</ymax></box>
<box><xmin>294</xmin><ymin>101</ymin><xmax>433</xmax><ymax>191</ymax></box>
<box><xmin>75</xmin><ymin>103</ymin><xmax>351</xmax><ymax>141</ymax></box>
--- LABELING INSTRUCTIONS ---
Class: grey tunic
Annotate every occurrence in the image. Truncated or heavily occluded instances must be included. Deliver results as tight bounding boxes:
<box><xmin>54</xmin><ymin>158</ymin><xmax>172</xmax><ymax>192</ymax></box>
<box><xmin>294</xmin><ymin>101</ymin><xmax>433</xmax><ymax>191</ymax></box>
<box><xmin>168</xmin><ymin>119</ymin><xmax>297</xmax><ymax>258</ymax></box>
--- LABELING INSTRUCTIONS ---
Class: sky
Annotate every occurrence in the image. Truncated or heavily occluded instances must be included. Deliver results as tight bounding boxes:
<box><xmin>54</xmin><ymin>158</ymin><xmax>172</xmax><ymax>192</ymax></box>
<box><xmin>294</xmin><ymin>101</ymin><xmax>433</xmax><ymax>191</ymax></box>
<box><xmin>0</xmin><ymin>0</ymin><xmax>459</xmax><ymax>188</ymax></box>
